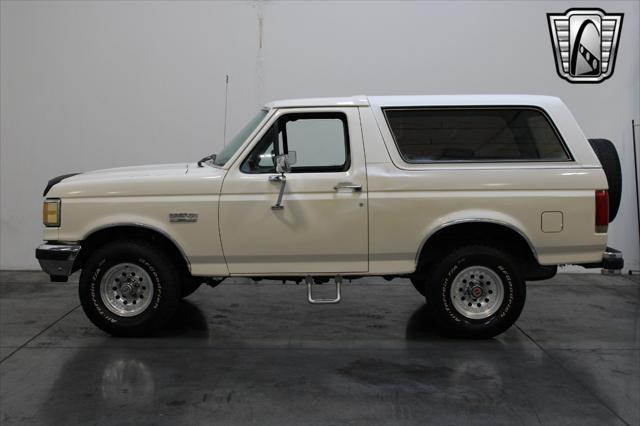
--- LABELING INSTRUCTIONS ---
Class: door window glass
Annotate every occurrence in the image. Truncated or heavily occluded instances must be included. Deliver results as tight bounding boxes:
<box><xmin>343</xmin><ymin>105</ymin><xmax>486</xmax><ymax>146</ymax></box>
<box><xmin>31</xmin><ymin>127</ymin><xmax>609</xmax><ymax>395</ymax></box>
<box><xmin>241</xmin><ymin>112</ymin><xmax>350</xmax><ymax>173</ymax></box>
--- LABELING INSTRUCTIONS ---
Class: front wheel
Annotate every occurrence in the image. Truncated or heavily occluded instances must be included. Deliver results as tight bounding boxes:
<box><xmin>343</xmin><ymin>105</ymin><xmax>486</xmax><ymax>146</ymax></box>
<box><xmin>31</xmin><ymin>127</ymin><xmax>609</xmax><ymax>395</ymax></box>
<box><xmin>79</xmin><ymin>241</ymin><xmax>182</xmax><ymax>336</ymax></box>
<box><xmin>425</xmin><ymin>245</ymin><xmax>526</xmax><ymax>339</ymax></box>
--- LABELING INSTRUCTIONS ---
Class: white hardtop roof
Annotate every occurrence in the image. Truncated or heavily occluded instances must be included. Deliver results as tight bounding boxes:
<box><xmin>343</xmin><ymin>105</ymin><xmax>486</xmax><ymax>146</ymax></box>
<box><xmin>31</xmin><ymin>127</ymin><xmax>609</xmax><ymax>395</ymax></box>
<box><xmin>265</xmin><ymin>95</ymin><xmax>563</xmax><ymax>109</ymax></box>
<box><xmin>265</xmin><ymin>96</ymin><xmax>369</xmax><ymax>108</ymax></box>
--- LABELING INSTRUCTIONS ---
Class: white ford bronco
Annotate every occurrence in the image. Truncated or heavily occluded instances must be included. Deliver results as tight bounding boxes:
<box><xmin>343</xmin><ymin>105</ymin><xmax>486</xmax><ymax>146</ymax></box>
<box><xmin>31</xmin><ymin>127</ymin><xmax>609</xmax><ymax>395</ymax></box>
<box><xmin>36</xmin><ymin>95</ymin><xmax>623</xmax><ymax>338</ymax></box>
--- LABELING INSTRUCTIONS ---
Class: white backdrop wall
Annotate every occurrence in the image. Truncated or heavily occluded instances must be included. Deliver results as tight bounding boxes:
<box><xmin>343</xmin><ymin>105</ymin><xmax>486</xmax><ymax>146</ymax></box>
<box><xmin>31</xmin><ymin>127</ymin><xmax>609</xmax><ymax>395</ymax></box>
<box><xmin>1</xmin><ymin>0</ymin><xmax>639</xmax><ymax>270</ymax></box>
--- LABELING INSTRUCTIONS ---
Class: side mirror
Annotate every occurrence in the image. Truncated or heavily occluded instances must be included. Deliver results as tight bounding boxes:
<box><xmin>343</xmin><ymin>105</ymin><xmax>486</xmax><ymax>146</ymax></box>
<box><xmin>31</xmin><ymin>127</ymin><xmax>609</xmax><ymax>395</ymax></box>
<box><xmin>287</xmin><ymin>151</ymin><xmax>297</xmax><ymax>166</ymax></box>
<box><xmin>275</xmin><ymin>154</ymin><xmax>292</xmax><ymax>174</ymax></box>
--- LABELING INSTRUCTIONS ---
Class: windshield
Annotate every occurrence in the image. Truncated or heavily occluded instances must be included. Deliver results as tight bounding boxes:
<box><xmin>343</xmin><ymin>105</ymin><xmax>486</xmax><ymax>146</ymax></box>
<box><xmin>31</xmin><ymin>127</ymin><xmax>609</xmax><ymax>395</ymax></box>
<box><xmin>213</xmin><ymin>109</ymin><xmax>269</xmax><ymax>166</ymax></box>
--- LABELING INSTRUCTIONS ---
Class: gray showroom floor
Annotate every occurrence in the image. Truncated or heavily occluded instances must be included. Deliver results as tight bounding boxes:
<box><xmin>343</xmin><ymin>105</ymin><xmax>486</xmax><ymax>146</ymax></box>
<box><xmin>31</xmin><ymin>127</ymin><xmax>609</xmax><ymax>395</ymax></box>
<box><xmin>0</xmin><ymin>271</ymin><xmax>638</xmax><ymax>426</ymax></box>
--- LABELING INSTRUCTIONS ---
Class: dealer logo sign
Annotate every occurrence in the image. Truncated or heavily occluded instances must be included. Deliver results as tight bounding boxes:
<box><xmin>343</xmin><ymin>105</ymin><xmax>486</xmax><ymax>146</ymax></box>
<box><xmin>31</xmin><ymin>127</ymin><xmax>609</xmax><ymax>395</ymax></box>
<box><xmin>547</xmin><ymin>8</ymin><xmax>623</xmax><ymax>83</ymax></box>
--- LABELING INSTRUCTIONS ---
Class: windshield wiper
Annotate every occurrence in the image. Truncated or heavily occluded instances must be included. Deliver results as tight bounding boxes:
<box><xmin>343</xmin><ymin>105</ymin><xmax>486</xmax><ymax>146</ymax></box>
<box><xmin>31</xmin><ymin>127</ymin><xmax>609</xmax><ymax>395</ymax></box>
<box><xmin>197</xmin><ymin>153</ymin><xmax>217</xmax><ymax>167</ymax></box>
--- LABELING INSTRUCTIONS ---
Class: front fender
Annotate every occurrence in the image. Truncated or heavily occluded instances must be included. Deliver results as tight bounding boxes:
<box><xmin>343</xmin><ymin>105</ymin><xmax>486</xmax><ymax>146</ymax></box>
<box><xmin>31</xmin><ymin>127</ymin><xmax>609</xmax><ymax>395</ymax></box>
<box><xmin>56</xmin><ymin>196</ymin><xmax>228</xmax><ymax>276</ymax></box>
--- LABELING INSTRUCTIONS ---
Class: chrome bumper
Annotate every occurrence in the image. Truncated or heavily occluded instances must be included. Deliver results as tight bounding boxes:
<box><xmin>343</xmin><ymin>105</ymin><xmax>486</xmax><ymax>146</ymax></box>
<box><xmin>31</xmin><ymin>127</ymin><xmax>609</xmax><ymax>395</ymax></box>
<box><xmin>602</xmin><ymin>247</ymin><xmax>624</xmax><ymax>272</ymax></box>
<box><xmin>35</xmin><ymin>244</ymin><xmax>81</xmax><ymax>280</ymax></box>
<box><xmin>579</xmin><ymin>246</ymin><xmax>624</xmax><ymax>272</ymax></box>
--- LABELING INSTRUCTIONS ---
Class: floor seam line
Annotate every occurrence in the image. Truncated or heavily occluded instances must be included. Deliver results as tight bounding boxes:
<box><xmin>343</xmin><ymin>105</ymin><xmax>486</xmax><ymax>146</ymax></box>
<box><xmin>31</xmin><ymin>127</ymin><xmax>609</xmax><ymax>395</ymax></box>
<box><xmin>515</xmin><ymin>324</ymin><xmax>631</xmax><ymax>426</ymax></box>
<box><xmin>0</xmin><ymin>304</ymin><xmax>80</xmax><ymax>364</ymax></box>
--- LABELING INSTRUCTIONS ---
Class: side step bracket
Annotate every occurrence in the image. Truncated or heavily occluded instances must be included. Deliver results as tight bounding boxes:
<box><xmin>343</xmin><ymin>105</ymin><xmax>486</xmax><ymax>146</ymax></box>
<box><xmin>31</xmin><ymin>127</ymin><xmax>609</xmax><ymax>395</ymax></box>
<box><xmin>306</xmin><ymin>275</ymin><xmax>342</xmax><ymax>304</ymax></box>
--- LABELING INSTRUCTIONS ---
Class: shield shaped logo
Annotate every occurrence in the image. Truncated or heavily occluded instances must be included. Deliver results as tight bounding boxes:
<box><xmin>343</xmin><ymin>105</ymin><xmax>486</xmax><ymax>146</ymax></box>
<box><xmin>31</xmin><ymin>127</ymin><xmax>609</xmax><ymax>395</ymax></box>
<box><xmin>547</xmin><ymin>8</ymin><xmax>623</xmax><ymax>83</ymax></box>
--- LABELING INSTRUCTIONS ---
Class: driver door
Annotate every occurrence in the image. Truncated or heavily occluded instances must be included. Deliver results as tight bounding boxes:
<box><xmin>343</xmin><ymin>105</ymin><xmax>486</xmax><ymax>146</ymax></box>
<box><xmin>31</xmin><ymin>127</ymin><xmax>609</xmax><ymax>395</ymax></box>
<box><xmin>219</xmin><ymin>108</ymin><xmax>368</xmax><ymax>275</ymax></box>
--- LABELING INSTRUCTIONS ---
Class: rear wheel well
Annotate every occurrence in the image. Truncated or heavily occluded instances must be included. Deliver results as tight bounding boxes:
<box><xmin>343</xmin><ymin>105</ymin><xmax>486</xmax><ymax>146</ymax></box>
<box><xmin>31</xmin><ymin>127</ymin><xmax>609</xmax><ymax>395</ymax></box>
<box><xmin>74</xmin><ymin>226</ymin><xmax>189</xmax><ymax>277</ymax></box>
<box><xmin>416</xmin><ymin>222</ymin><xmax>549</xmax><ymax>280</ymax></box>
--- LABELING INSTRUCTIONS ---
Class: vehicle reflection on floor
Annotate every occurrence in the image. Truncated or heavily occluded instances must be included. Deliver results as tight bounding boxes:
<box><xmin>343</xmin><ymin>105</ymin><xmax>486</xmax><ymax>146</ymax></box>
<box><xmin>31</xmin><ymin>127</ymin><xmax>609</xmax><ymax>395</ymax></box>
<box><xmin>0</xmin><ymin>273</ymin><xmax>638</xmax><ymax>425</ymax></box>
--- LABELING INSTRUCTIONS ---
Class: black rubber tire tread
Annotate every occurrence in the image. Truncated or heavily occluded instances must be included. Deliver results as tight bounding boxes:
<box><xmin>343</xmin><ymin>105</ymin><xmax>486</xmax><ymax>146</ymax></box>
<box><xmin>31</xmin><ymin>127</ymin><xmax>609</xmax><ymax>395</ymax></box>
<box><xmin>588</xmin><ymin>138</ymin><xmax>622</xmax><ymax>221</ymax></box>
<box><xmin>79</xmin><ymin>241</ymin><xmax>181</xmax><ymax>337</ymax></box>
<box><xmin>425</xmin><ymin>244</ymin><xmax>526</xmax><ymax>339</ymax></box>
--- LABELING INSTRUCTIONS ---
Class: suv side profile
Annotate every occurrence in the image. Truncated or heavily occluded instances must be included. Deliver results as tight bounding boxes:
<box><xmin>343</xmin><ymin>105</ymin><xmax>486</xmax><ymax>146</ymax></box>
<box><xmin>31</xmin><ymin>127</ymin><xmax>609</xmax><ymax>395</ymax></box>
<box><xmin>36</xmin><ymin>95</ymin><xmax>623</xmax><ymax>338</ymax></box>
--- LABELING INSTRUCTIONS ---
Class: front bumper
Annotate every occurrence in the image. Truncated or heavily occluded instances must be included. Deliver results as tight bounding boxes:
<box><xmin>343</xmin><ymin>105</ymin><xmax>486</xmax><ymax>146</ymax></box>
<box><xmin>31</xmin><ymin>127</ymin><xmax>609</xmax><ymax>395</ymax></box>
<box><xmin>35</xmin><ymin>244</ymin><xmax>81</xmax><ymax>282</ymax></box>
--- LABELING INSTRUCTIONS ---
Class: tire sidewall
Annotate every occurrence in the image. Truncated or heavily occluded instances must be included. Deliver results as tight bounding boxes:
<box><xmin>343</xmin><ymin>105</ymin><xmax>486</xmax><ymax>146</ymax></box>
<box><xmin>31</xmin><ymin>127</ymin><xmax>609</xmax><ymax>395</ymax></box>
<box><xmin>79</xmin><ymin>243</ymin><xmax>179</xmax><ymax>335</ymax></box>
<box><xmin>430</xmin><ymin>247</ymin><xmax>525</xmax><ymax>337</ymax></box>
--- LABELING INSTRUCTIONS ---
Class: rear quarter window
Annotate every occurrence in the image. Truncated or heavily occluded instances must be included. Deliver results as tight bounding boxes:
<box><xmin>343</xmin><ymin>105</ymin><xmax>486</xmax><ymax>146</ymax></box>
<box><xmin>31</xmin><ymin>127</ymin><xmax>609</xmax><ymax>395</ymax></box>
<box><xmin>383</xmin><ymin>107</ymin><xmax>571</xmax><ymax>163</ymax></box>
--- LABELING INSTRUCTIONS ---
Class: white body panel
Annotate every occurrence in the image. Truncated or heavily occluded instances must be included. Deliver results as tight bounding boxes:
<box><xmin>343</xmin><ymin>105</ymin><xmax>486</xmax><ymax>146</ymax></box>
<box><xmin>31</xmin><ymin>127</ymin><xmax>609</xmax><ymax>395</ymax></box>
<box><xmin>44</xmin><ymin>95</ymin><xmax>609</xmax><ymax>276</ymax></box>
<box><xmin>218</xmin><ymin>107</ymin><xmax>368</xmax><ymax>275</ymax></box>
<box><xmin>48</xmin><ymin>163</ymin><xmax>229</xmax><ymax>276</ymax></box>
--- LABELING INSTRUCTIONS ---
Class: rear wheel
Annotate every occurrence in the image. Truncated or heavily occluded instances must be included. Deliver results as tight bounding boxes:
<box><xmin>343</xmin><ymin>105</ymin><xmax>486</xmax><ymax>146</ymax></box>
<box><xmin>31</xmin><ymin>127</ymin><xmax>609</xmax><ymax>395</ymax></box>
<box><xmin>79</xmin><ymin>241</ymin><xmax>181</xmax><ymax>336</ymax></box>
<box><xmin>425</xmin><ymin>245</ymin><xmax>526</xmax><ymax>338</ymax></box>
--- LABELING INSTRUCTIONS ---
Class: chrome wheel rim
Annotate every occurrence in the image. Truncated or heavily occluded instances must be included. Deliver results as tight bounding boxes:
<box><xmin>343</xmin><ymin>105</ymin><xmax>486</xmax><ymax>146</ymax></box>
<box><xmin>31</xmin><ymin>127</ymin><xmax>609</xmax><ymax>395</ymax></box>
<box><xmin>100</xmin><ymin>263</ymin><xmax>154</xmax><ymax>317</ymax></box>
<box><xmin>449</xmin><ymin>266</ymin><xmax>504</xmax><ymax>319</ymax></box>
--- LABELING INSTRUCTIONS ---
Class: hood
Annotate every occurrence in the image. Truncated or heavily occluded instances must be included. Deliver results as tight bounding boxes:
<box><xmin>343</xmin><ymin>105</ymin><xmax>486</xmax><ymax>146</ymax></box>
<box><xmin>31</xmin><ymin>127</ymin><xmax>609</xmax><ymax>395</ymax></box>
<box><xmin>77</xmin><ymin>163</ymin><xmax>189</xmax><ymax>179</ymax></box>
<box><xmin>45</xmin><ymin>163</ymin><xmax>226</xmax><ymax>198</ymax></box>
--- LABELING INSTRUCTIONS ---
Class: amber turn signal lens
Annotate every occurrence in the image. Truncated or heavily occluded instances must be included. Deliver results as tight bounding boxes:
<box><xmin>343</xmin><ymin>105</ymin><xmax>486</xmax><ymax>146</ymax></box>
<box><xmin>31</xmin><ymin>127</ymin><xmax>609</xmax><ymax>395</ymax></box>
<box><xmin>43</xmin><ymin>199</ymin><xmax>61</xmax><ymax>227</ymax></box>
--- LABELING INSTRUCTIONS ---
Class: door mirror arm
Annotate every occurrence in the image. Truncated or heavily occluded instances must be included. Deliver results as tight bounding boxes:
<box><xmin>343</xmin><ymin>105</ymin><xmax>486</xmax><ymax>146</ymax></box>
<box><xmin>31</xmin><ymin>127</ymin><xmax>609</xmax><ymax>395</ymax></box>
<box><xmin>270</xmin><ymin>154</ymin><xmax>291</xmax><ymax>210</ymax></box>
<box><xmin>269</xmin><ymin>174</ymin><xmax>286</xmax><ymax>210</ymax></box>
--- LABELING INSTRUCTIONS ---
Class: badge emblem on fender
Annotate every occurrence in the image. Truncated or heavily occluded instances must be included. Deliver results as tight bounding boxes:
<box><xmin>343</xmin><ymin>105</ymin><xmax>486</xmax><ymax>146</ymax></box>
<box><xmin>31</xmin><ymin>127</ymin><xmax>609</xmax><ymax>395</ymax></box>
<box><xmin>547</xmin><ymin>8</ymin><xmax>623</xmax><ymax>83</ymax></box>
<box><xmin>169</xmin><ymin>213</ymin><xmax>198</xmax><ymax>223</ymax></box>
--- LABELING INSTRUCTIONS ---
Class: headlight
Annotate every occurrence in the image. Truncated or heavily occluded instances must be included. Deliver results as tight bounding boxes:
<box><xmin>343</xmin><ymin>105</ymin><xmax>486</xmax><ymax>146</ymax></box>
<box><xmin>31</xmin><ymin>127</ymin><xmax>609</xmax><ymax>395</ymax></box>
<box><xmin>43</xmin><ymin>199</ymin><xmax>61</xmax><ymax>227</ymax></box>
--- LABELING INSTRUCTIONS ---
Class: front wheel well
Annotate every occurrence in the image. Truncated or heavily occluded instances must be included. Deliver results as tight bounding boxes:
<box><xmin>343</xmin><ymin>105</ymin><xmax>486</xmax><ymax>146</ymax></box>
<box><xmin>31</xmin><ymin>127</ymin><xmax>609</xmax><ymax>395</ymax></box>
<box><xmin>74</xmin><ymin>226</ymin><xmax>189</xmax><ymax>277</ymax></box>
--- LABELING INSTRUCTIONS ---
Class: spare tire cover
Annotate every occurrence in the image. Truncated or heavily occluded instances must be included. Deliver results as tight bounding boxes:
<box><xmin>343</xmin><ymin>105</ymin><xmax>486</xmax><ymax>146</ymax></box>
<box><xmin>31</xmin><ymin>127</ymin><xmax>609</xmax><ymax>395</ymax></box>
<box><xmin>588</xmin><ymin>139</ymin><xmax>622</xmax><ymax>222</ymax></box>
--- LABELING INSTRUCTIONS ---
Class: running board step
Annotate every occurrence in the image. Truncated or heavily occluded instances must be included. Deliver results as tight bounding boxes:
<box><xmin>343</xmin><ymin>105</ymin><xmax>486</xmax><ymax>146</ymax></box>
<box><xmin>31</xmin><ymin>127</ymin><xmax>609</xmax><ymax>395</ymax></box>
<box><xmin>306</xmin><ymin>275</ymin><xmax>342</xmax><ymax>304</ymax></box>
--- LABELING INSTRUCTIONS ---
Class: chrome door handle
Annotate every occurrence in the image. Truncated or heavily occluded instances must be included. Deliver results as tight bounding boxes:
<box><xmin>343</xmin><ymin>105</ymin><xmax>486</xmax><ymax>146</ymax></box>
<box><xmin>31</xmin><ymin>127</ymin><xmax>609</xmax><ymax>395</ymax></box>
<box><xmin>334</xmin><ymin>183</ymin><xmax>362</xmax><ymax>192</ymax></box>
